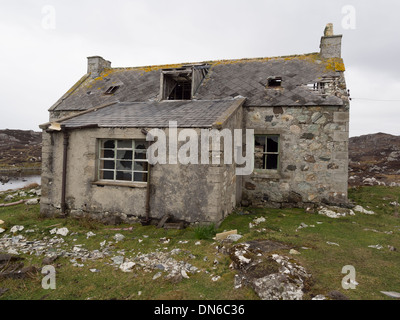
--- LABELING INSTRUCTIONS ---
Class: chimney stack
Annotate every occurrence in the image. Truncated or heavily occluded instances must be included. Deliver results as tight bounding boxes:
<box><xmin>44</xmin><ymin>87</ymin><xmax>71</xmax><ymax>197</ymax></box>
<box><xmin>87</xmin><ymin>56</ymin><xmax>111</xmax><ymax>78</ymax></box>
<box><xmin>320</xmin><ymin>23</ymin><xmax>342</xmax><ymax>59</ymax></box>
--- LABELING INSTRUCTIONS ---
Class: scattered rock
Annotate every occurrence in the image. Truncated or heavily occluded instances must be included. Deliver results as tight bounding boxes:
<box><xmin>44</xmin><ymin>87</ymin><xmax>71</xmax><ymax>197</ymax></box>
<box><xmin>10</xmin><ymin>225</ymin><xmax>24</xmax><ymax>233</ymax></box>
<box><xmin>326</xmin><ymin>241</ymin><xmax>340</xmax><ymax>246</ymax></box>
<box><xmin>49</xmin><ymin>227</ymin><xmax>69</xmax><ymax>236</ymax></box>
<box><xmin>327</xmin><ymin>290</ymin><xmax>350</xmax><ymax>300</ymax></box>
<box><xmin>113</xmin><ymin>233</ymin><xmax>125</xmax><ymax>242</ymax></box>
<box><xmin>368</xmin><ymin>244</ymin><xmax>383</xmax><ymax>250</ymax></box>
<box><xmin>353</xmin><ymin>205</ymin><xmax>375</xmax><ymax>215</ymax></box>
<box><xmin>289</xmin><ymin>249</ymin><xmax>301</xmax><ymax>255</ymax></box>
<box><xmin>25</xmin><ymin>198</ymin><xmax>40</xmax><ymax>205</ymax></box>
<box><xmin>318</xmin><ymin>206</ymin><xmax>355</xmax><ymax>218</ymax></box>
<box><xmin>119</xmin><ymin>261</ymin><xmax>135</xmax><ymax>272</ymax></box>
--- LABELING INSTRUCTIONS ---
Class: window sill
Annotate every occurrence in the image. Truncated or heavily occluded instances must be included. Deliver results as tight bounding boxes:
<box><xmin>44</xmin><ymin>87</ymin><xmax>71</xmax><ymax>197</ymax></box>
<box><xmin>92</xmin><ymin>180</ymin><xmax>147</xmax><ymax>188</ymax></box>
<box><xmin>252</xmin><ymin>169</ymin><xmax>281</xmax><ymax>179</ymax></box>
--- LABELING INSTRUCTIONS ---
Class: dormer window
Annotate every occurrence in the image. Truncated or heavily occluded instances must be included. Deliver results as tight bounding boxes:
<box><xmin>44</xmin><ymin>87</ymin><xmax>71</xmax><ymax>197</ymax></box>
<box><xmin>268</xmin><ymin>77</ymin><xmax>282</xmax><ymax>87</ymax></box>
<box><xmin>160</xmin><ymin>64</ymin><xmax>209</xmax><ymax>101</ymax></box>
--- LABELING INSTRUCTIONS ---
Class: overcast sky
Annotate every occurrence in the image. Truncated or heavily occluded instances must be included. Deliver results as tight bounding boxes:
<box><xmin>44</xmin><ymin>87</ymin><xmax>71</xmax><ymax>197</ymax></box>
<box><xmin>1</xmin><ymin>0</ymin><xmax>399</xmax><ymax>137</ymax></box>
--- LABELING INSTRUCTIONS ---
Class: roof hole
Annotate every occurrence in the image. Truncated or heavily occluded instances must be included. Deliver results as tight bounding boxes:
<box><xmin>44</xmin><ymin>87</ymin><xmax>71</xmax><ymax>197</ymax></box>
<box><xmin>104</xmin><ymin>85</ymin><xmax>120</xmax><ymax>95</ymax></box>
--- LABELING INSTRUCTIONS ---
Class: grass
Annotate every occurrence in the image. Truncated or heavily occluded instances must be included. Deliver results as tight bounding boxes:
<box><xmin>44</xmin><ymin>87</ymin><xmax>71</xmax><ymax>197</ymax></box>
<box><xmin>0</xmin><ymin>185</ymin><xmax>400</xmax><ymax>300</ymax></box>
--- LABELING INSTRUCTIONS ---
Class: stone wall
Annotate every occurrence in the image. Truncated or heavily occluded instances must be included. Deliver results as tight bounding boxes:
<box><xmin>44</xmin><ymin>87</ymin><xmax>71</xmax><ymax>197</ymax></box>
<box><xmin>242</xmin><ymin>104</ymin><xmax>349</xmax><ymax>208</ymax></box>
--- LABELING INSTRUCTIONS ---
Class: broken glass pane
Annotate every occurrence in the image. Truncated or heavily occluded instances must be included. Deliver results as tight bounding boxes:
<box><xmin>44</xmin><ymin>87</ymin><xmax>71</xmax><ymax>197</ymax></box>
<box><xmin>116</xmin><ymin>160</ymin><xmax>132</xmax><ymax>170</ymax></box>
<box><xmin>117</xmin><ymin>150</ymin><xmax>133</xmax><ymax>160</ymax></box>
<box><xmin>267</xmin><ymin>136</ymin><xmax>279</xmax><ymax>153</ymax></box>
<box><xmin>103</xmin><ymin>140</ymin><xmax>115</xmax><ymax>149</ymax></box>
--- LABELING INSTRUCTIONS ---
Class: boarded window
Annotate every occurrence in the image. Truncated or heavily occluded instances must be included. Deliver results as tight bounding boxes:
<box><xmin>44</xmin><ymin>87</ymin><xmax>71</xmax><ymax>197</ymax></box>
<box><xmin>254</xmin><ymin>135</ymin><xmax>280</xmax><ymax>170</ymax></box>
<box><xmin>98</xmin><ymin>139</ymin><xmax>149</xmax><ymax>183</ymax></box>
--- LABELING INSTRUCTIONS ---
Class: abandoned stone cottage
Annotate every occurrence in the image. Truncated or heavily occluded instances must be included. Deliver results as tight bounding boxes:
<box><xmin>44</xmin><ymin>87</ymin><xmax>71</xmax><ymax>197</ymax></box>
<box><xmin>39</xmin><ymin>24</ymin><xmax>350</xmax><ymax>225</ymax></box>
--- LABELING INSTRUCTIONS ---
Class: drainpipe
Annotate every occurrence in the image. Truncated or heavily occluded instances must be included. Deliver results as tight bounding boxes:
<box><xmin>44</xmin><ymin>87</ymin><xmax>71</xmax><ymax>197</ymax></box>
<box><xmin>141</xmin><ymin>128</ymin><xmax>152</xmax><ymax>225</ymax></box>
<box><xmin>61</xmin><ymin>125</ymin><xmax>69</xmax><ymax>216</ymax></box>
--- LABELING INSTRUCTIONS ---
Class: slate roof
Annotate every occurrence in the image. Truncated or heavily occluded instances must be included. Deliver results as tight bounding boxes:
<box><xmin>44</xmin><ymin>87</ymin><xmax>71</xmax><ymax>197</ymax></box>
<box><xmin>60</xmin><ymin>99</ymin><xmax>242</xmax><ymax>128</ymax></box>
<box><xmin>50</xmin><ymin>53</ymin><xmax>345</xmax><ymax>112</ymax></box>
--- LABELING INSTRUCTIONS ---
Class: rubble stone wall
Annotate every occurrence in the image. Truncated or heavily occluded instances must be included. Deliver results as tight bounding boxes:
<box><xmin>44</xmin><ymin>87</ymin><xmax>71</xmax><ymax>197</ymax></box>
<box><xmin>242</xmin><ymin>104</ymin><xmax>349</xmax><ymax>208</ymax></box>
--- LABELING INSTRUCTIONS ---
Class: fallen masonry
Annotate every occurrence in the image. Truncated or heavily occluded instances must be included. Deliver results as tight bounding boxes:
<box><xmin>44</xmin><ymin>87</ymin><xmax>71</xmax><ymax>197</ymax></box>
<box><xmin>228</xmin><ymin>240</ymin><xmax>312</xmax><ymax>300</ymax></box>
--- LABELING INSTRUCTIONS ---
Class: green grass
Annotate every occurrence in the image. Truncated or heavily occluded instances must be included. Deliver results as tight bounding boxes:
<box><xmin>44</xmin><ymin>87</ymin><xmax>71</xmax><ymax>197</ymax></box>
<box><xmin>1</xmin><ymin>186</ymin><xmax>400</xmax><ymax>300</ymax></box>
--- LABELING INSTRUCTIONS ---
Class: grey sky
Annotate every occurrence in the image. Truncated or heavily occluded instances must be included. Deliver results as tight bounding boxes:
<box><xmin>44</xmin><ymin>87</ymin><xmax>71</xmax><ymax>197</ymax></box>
<box><xmin>1</xmin><ymin>0</ymin><xmax>399</xmax><ymax>137</ymax></box>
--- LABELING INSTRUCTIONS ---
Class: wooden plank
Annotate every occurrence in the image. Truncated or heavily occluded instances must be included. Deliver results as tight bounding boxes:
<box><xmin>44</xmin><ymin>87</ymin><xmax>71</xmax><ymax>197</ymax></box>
<box><xmin>157</xmin><ymin>214</ymin><xmax>171</xmax><ymax>228</ymax></box>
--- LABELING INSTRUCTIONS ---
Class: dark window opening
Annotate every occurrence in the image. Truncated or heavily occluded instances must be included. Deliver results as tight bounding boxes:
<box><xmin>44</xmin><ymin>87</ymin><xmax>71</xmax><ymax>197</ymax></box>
<box><xmin>268</xmin><ymin>77</ymin><xmax>282</xmax><ymax>87</ymax></box>
<box><xmin>168</xmin><ymin>80</ymin><xmax>192</xmax><ymax>100</ymax></box>
<box><xmin>104</xmin><ymin>85</ymin><xmax>120</xmax><ymax>95</ymax></box>
<box><xmin>254</xmin><ymin>135</ymin><xmax>280</xmax><ymax>170</ymax></box>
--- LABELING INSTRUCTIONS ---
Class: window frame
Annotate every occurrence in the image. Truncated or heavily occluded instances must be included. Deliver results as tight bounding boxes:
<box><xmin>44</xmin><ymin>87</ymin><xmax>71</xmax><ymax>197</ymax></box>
<box><xmin>97</xmin><ymin>139</ymin><xmax>149</xmax><ymax>184</ymax></box>
<box><xmin>254</xmin><ymin>134</ymin><xmax>280</xmax><ymax>171</ymax></box>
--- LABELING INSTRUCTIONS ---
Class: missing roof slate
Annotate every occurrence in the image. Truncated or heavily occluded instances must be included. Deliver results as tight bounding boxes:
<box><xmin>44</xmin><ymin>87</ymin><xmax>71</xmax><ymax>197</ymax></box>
<box><xmin>268</xmin><ymin>77</ymin><xmax>282</xmax><ymax>87</ymax></box>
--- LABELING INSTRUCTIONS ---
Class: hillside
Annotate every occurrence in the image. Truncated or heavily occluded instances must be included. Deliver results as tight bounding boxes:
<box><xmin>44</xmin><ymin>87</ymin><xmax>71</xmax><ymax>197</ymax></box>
<box><xmin>0</xmin><ymin>129</ymin><xmax>42</xmax><ymax>169</ymax></box>
<box><xmin>349</xmin><ymin>133</ymin><xmax>400</xmax><ymax>187</ymax></box>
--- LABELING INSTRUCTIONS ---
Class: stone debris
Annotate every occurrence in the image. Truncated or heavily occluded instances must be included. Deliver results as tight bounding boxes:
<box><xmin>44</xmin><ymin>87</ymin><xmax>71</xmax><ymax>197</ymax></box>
<box><xmin>326</xmin><ymin>241</ymin><xmax>340</xmax><ymax>246</ymax></box>
<box><xmin>353</xmin><ymin>205</ymin><xmax>375</xmax><ymax>215</ymax></box>
<box><xmin>229</xmin><ymin>241</ymin><xmax>311</xmax><ymax>300</ymax></box>
<box><xmin>249</xmin><ymin>217</ymin><xmax>266</xmax><ymax>228</ymax></box>
<box><xmin>368</xmin><ymin>244</ymin><xmax>383</xmax><ymax>250</ymax></box>
<box><xmin>296</xmin><ymin>222</ymin><xmax>309</xmax><ymax>231</ymax></box>
<box><xmin>312</xmin><ymin>294</ymin><xmax>326</xmax><ymax>300</ymax></box>
<box><xmin>86</xmin><ymin>231</ymin><xmax>96</xmax><ymax>239</ymax></box>
<box><xmin>119</xmin><ymin>261</ymin><xmax>135</xmax><ymax>272</ymax></box>
<box><xmin>10</xmin><ymin>225</ymin><xmax>24</xmax><ymax>233</ymax></box>
<box><xmin>25</xmin><ymin>198</ymin><xmax>40</xmax><ymax>205</ymax></box>
<box><xmin>289</xmin><ymin>249</ymin><xmax>301</xmax><ymax>255</ymax></box>
<box><xmin>49</xmin><ymin>227</ymin><xmax>69</xmax><ymax>236</ymax></box>
<box><xmin>318</xmin><ymin>206</ymin><xmax>355</xmax><ymax>218</ymax></box>
<box><xmin>211</xmin><ymin>275</ymin><xmax>221</xmax><ymax>282</ymax></box>
<box><xmin>113</xmin><ymin>233</ymin><xmax>125</xmax><ymax>242</ymax></box>
<box><xmin>226</xmin><ymin>234</ymin><xmax>243</xmax><ymax>242</ymax></box>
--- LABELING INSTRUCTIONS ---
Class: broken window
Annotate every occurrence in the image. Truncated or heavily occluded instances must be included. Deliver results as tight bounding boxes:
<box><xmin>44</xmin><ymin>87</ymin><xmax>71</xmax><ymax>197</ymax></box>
<box><xmin>254</xmin><ymin>135</ymin><xmax>280</xmax><ymax>170</ymax></box>
<box><xmin>104</xmin><ymin>85</ymin><xmax>120</xmax><ymax>95</ymax></box>
<box><xmin>267</xmin><ymin>77</ymin><xmax>282</xmax><ymax>88</ymax></box>
<box><xmin>98</xmin><ymin>139</ymin><xmax>149</xmax><ymax>183</ymax></box>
